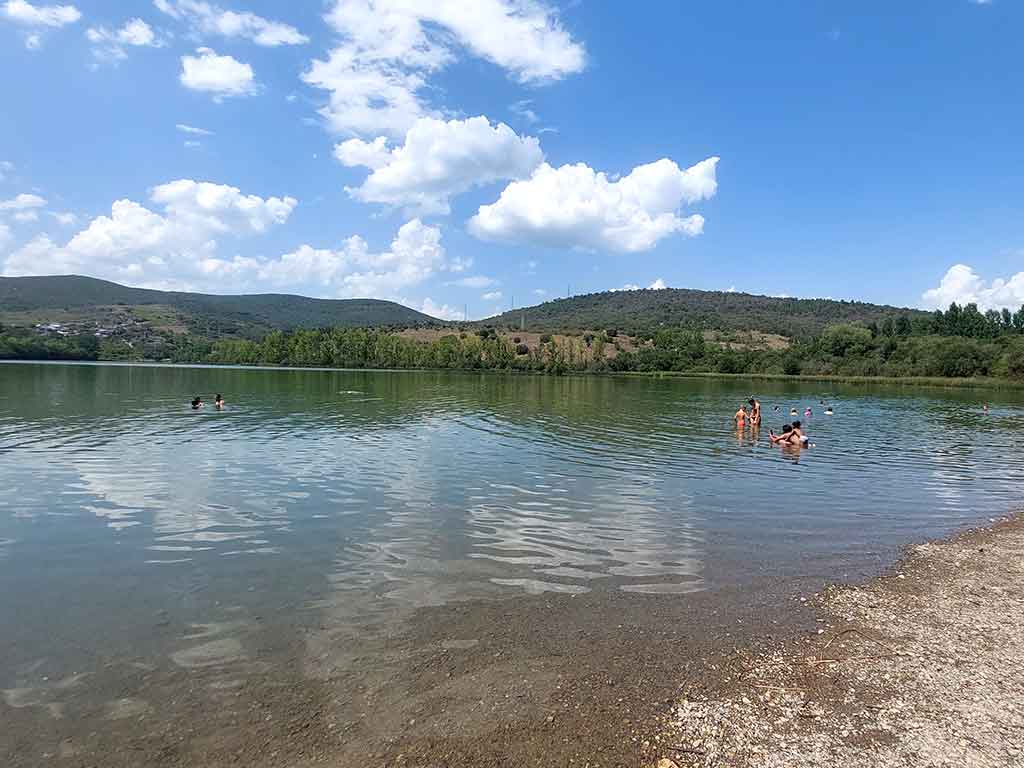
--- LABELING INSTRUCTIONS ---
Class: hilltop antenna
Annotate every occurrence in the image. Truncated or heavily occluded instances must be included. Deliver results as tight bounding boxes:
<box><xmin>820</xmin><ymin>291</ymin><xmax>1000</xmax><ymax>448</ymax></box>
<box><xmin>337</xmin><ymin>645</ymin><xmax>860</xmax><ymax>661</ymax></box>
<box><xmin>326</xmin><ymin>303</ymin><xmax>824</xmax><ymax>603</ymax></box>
<box><xmin>464</xmin><ymin>303</ymin><xmax>468</xmax><ymax>323</ymax></box>
<box><xmin>520</xmin><ymin>311</ymin><xmax>525</xmax><ymax>331</ymax></box>
<box><xmin>567</xmin><ymin>283</ymin><xmax>571</xmax><ymax>298</ymax></box>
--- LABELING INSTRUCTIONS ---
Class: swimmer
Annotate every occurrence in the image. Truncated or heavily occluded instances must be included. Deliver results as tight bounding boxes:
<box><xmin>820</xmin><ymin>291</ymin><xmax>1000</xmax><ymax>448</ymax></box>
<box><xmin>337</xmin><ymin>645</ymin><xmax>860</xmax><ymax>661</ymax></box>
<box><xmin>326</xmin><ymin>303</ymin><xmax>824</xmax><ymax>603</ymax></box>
<box><xmin>805</xmin><ymin>407</ymin><xmax>812</xmax><ymax>417</ymax></box>
<box><xmin>772</xmin><ymin>405</ymin><xmax>779</xmax><ymax>412</ymax></box>
<box><xmin>191</xmin><ymin>396</ymin><xmax>203</xmax><ymax>410</ymax></box>
<box><xmin>748</xmin><ymin>397</ymin><xmax>762</xmax><ymax>427</ymax></box>
<box><xmin>734</xmin><ymin>404</ymin><xmax>748</xmax><ymax>427</ymax></box>
<box><xmin>824</xmin><ymin>406</ymin><xmax>834</xmax><ymax>415</ymax></box>
<box><xmin>791</xmin><ymin>420</ymin><xmax>809</xmax><ymax>445</ymax></box>
<box><xmin>769</xmin><ymin>423</ymin><xmax>794</xmax><ymax>444</ymax></box>
<box><xmin>790</xmin><ymin>407</ymin><xmax>798</xmax><ymax>416</ymax></box>
<box><xmin>215</xmin><ymin>393</ymin><xmax>225</xmax><ymax>409</ymax></box>
<box><xmin>983</xmin><ymin>403</ymin><xmax>989</xmax><ymax>414</ymax></box>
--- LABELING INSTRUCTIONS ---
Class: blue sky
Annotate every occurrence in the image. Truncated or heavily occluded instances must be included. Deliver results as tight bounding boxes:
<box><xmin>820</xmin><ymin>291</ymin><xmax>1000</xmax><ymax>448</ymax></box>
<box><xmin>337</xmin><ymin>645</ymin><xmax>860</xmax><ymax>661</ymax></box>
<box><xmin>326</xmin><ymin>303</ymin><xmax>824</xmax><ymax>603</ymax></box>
<box><xmin>1</xmin><ymin>0</ymin><xmax>1021</xmax><ymax>320</ymax></box>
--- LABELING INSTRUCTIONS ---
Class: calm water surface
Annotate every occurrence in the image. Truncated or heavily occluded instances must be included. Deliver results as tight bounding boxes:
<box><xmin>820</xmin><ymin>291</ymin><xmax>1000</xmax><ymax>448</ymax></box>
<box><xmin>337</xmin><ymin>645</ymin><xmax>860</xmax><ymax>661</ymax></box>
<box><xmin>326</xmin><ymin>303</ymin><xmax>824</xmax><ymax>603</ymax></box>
<box><xmin>1</xmin><ymin>362</ymin><xmax>1022</xmax><ymax>726</ymax></box>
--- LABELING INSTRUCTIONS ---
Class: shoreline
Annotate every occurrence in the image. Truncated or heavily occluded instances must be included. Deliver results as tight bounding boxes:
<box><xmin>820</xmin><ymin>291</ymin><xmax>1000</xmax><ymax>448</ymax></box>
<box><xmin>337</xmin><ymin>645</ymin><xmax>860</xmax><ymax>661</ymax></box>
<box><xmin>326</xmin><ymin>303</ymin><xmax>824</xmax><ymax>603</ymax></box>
<box><xmin>3</xmin><ymin>357</ymin><xmax>1022</xmax><ymax>390</ymax></box>
<box><xmin>649</xmin><ymin>511</ymin><xmax>1024</xmax><ymax>768</ymax></box>
<box><xmin>2</xmin><ymin>513</ymin><xmax>1021</xmax><ymax>766</ymax></box>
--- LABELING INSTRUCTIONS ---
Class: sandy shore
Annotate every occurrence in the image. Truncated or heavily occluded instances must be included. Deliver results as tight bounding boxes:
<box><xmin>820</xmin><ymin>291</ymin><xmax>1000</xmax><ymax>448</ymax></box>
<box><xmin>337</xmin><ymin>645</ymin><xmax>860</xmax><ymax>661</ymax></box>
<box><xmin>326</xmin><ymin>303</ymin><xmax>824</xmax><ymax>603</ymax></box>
<box><xmin>650</xmin><ymin>513</ymin><xmax>1024</xmax><ymax>768</ymax></box>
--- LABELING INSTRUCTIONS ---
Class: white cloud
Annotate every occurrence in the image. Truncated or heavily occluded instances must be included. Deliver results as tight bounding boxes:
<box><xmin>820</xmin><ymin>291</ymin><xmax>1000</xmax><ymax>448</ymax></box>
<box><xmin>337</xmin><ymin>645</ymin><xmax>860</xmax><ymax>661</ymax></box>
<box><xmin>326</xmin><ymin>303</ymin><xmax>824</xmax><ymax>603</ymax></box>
<box><xmin>417</xmin><ymin>297</ymin><xmax>461</xmax><ymax>321</ymax></box>
<box><xmin>0</xmin><ymin>223</ymin><xmax>11</xmax><ymax>249</ymax></box>
<box><xmin>155</xmin><ymin>0</ymin><xmax>307</xmax><ymax>46</ymax></box>
<box><xmin>176</xmin><ymin>123</ymin><xmax>213</xmax><ymax>136</ymax></box>
<box><xmin>922</xmin><ymin>263</ymin><xmax>1024</xmax><ymax>312</ymax></box>
<box><xmin>469</xmin><ymin>156</ymin><xmax>719</xmax><ymax>253</ymax></box>
<box><xmin>611</xmin><ymin>278</ymin><xmax>667</xmax><ymax>293</ymax></box>
<box><xmin>0</xmin><ymin>161</ymin><xmax>14</xmax><ymax>181</ymax></box>
<box><xmin>2</xmin><ymin>1</ymin><xmax>80</xmax><ymax>27</ymax></box>
<box><xmin>260</xmin><ymin>219</ymin><xmax>450</xmax><ymax>298</ymax></box>
<box><xmin>0</xmin><ymin>193</ymin><xmax>47</xmax><ymax>211</ymax></box>
<box><xmin>87</xmin><ymin>18</ymin><xmax>161</xmax><ymax>62</ymax></box>
<box><xmin>509</xmin><ymin>99</ymin><xmax>539</xmax><ymax>124</ymax></box>
<box><xmin>969</xmin><ymin>1</ymin><xmax>992</xmax><ymax>5</ymax></box>
<box><xmin>532</xmin><ymin>288</ymin><xmax>546</xmax><ymax>296</ymax></box>
<box><xmin>450</xmin><ymin>275</ymin><xmax>497</xmax><ymax>289</ymax></box>
<box><xmin>51</xmin><ymin>211</ymin><xmax>78</xmax><ymax>225</ymax></box>
<box><xmin>180</xmin><ymin>48</ymin><xmax>256</xmax><ymax>99</ymax></box>
<box><xmin>336</xmin><ymin>116</ymin><xmax>543</xmax><ymax>215</ymax></box>
<box><xmin>23</xmin><ymin>31</ymin><xmax>39</xmax><ymax>47</ymax></box>
<box><xmin>303</xmin><ymin>0</ymin><xmax>585</xmax><ymax>138</ymax></box>
<box><xmin>13</xmin><ymin>210</ymin><xmax>39</xmax><ymax>222</ymax></box>
<box><xmin>1</xmin><ymin>180</ymin><xmax>296</xmax><ymax>288</ymax></box>
<box><xmin>482</xmin><ymin>290</ymin><xmax>502</xmax><ymax>301</ymax></box>
<box><xmin>183</xmin><ymin>140</ymin><xmax>201</xmax><ymax>148</ymax></box>
<box><xmin>724</xmin><ymin>285</ymin><xmax>738</xmax><ymax>293</ymax></box>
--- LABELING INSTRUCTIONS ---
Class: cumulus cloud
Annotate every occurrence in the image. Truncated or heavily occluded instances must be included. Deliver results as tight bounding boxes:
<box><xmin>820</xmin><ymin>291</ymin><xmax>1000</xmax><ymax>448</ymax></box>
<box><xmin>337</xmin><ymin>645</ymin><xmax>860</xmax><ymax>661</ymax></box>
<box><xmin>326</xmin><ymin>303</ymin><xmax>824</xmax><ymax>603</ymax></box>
<box><xmin>469</xmin><ymin>156</ymin><xmax>719</xmax><ymax>253</ymax></box>
<box><xmin>304</xmin><ymin>0</ymin><xmax>585</xmax><ymax>137</ymax></box>
<box><xmin>417</xmin><ymin>297</ymin><xmax>462</xmax><ymax>321</ymax></box>
<box><xmin>922</xmin><ymin>264</ymin><xmax>1024</xmax><ymax>312</ymax></box>
<box><xmin>612</xmin><ymin>279</ymin><xmax>667</xmax><ymax>292</ymax></box>
<box><xmin>87</xmin><ymin>18</ymin><xmax>161</xmax><ymax>62</ymax></box>
<box><xmin>482</xmin><ymin>290</ymin><xmax>503</xmax><ymax>301</ymax></box>
<box><xmin>180</xmin><ymin>47</ymin><xmax>256</xmax><ymax>98</ymax></box>
<box><xmin>449</xmin><ymin>275</ymin><xmax>497</xmax><ymax>289</ymax></box>
<box><xmin>155</xmin><ymin>0</ymin><xmax>307</xmax><ymax>46</ymax></box>
<box><xmin>336</xmin><ymin>116</ymin><xmax>543</xmax><ymax>215</ymax></box>
<box><xmin>1</xmin><ymin>180</ymin><xmax>295</xmax><ymax>288</ymax></box>
<box><xmin>0</xmin><ymin>192</ymin><xmax>47</xmax><ymax>211</ymax></box>
<box><xmin>2</xmin><ymin>0</ymin><xmax>79</xmax><ymax>27</ymax></box>
<box><xmin>51</xmin><ymin>211</ymin><xmax>78</xmax><ymax>225</ymax></box>
<box><xmin>179</xmin><ymin>47</ymin><xmax>254</xmax><ymax>99</ymax></box>
<box><xmin>13</xmin><ymin>210</ymin><xmax>39</xmax><ymax>222</ymax></box>
<box><xmin>260</xmin><ymin>219</ymin><xmax>451</xmax><ymax>298</ymax></box>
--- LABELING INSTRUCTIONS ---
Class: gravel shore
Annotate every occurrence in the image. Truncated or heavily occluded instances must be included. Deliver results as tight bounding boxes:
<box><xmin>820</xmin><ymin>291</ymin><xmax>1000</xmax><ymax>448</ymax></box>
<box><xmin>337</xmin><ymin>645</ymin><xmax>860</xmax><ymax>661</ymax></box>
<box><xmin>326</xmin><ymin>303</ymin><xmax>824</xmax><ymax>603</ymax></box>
<box><xmin>651</xmin><ymin>513</ymin><xmax>1024</xmax><ymax>768</ymax></box>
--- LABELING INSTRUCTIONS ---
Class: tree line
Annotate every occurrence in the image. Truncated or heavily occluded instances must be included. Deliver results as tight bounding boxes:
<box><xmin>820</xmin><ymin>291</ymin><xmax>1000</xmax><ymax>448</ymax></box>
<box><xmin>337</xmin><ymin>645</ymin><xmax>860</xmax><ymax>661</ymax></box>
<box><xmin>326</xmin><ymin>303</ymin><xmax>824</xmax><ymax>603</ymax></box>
<box><xmin>2</xmin><ymin>302</ymin><xmax>1022</xmax><ymax>380</ymax></box>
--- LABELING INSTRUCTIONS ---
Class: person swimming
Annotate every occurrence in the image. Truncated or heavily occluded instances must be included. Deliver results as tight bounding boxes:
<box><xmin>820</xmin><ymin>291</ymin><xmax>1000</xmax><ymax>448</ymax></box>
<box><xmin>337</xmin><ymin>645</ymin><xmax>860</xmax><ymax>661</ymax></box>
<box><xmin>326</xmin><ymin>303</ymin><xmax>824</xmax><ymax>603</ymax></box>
<box><xmin>191</xmin><ymin>396</ymin><xmax>203</xmax><ymax>410</ymax></box>
<box><xmin>824</xmin><ymin>406</ymin><xmax>834</xmax><ymax>415</ymax></box>
<box><xmin>791</xmin><ymin>420</ymin><xmax>809</xmax><ymax>445</ymax></box>
<box><xmin>805</xmin><ymin>407</ymin><xmax>812</xmax><ymax>417</ymax></box>
<box><xmin>734</xmin><ymin>404</ymin><xmax>748</xmax><ymax>427</ymax></box>
<box><xmin>790</xmin><ymin>407</ymin><xmax>798</xmax><ymax>416</ymax></box>
<box><xmin>215</xmin><ymin>393</ymin><xmax>225</xmax><ymax>409</ymax></box>
<box><xmin>769</xmin><ymin>423</ymin><xmax>794</xmax><ymax>444</ymax></box>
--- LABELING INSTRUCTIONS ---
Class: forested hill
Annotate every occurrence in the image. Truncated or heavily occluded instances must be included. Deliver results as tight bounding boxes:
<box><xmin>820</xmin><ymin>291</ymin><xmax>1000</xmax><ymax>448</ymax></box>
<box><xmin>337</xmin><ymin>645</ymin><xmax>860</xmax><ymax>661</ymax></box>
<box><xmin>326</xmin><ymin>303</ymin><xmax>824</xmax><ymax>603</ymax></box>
<box><xmin>485</xmin><ymin>288</ymin><xmax>930</xmax><ymax>338</ymax></box>
<box><xmin>0</xmin><ymin>275</ymin><xmax>436</xmax><ymax>336</ymax></box>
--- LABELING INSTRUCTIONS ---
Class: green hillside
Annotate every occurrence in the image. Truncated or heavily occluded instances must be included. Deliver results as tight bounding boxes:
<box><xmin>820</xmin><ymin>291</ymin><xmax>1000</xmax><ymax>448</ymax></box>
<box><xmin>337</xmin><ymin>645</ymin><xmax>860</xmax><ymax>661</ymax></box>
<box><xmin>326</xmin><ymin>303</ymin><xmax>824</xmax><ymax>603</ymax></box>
<box><xmin>485</xmin><ymin>288</ymin><xmax>930</xmax><ymax>339</ymax></box>
<box><xmin>0</xmin><ymin>275</ymin><xmax>437</xmax><ymax>337</ymax></box>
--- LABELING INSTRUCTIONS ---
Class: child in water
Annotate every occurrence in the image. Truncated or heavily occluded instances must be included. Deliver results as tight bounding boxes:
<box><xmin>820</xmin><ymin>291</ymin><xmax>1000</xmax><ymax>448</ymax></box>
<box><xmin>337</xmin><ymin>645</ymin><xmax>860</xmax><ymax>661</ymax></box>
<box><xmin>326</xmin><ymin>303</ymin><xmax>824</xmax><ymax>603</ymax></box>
<box><xmin>191</xmin><ymin>396</ymin><xmax>203</xmax><ymax>410</ymax></box>
<box><xmin>734</xmin><ymin>404</ymin><xmax>748</xmax><ymax>427</ymax></box>
<box><xmin>215</xmin><ymin>394</ymin><xmax>225</xmax><ymax>409</ymax></box>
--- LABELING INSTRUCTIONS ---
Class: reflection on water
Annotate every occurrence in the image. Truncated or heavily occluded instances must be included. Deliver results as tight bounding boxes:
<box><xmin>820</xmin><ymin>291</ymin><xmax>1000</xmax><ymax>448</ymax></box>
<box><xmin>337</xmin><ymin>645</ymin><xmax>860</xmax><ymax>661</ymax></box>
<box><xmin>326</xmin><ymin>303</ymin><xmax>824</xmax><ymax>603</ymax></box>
<box><xmin>0</xmin><ymin>362</ymin><xmax>1022</xmax><ymax>685</ymax></box>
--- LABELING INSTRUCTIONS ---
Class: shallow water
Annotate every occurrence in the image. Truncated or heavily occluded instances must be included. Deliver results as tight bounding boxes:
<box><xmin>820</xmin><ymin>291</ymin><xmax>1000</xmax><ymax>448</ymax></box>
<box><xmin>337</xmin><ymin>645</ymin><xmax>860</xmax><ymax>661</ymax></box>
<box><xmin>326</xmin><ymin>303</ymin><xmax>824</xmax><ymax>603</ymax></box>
<box><xmin>0</xmin><ymin>362</ymin><xmax>1021</xmax><ymax>756</ymax></box>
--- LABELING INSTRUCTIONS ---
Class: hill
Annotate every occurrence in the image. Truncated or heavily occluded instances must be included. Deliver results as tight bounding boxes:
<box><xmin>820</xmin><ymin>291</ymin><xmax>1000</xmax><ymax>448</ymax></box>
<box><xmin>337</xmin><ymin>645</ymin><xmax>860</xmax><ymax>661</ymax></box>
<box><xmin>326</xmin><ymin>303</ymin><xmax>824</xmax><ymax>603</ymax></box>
<box><xmin>484</xmin><ymin>288</ymin><xmax>930</xmax><ymax>339</ymax></box>
<box><xmin>0</xmin><ymin>275</ymin><xmax>437</xmax><ymax>337</ymax></box>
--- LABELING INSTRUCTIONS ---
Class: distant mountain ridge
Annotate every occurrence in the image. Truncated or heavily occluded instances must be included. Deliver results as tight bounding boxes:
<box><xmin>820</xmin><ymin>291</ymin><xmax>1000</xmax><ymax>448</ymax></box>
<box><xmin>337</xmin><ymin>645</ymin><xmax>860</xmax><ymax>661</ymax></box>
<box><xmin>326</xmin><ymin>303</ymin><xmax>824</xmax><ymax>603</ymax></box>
<box><xmin>1</xmin><ymin>275</ymin><xmax>931</xmax><ymax>342</ymax></box>
<box><xmin>485</xmin><ymin>288</ymin><xmax>929</xmax><ymax>339</ymax></box>
<box><xmin>0</xmin><ymin>275</ymin><xmax>437</xmax><ymax>336</ymax></box>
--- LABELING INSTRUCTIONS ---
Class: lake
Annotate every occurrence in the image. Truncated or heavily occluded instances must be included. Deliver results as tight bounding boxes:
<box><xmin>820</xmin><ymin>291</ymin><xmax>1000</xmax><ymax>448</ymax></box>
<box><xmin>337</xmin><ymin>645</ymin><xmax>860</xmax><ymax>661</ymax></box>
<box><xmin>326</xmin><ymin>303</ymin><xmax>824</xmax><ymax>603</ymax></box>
<box><xmin>1</xmin><ymin>362</ymin><xmax>1021</xmax><ymax>765</ymax></box>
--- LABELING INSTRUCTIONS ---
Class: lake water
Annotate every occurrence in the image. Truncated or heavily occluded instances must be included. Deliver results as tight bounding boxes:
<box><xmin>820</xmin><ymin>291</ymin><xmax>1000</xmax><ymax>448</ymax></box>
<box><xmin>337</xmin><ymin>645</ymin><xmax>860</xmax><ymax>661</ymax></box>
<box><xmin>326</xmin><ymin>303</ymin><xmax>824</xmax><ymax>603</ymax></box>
<box><xmin>1</xmin><ymin>362</ymin><xmax>1022</xmax><ymax>764</ymax></box>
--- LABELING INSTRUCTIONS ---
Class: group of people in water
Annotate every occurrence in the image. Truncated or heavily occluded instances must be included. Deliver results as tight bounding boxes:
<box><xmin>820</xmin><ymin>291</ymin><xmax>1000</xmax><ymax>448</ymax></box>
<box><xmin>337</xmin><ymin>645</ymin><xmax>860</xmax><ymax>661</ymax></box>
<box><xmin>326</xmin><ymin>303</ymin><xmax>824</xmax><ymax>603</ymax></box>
<box><xmin>191</xmin><ymin>394</ymin><xmax>225</xmax><ymax>410</ymax></box>
<box><xmin>734</xmin><ymin>396</ymin><xmax>832</xmax><ymax>448</ymax></box>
